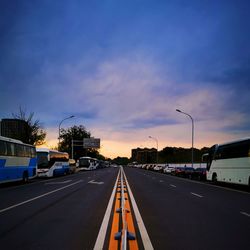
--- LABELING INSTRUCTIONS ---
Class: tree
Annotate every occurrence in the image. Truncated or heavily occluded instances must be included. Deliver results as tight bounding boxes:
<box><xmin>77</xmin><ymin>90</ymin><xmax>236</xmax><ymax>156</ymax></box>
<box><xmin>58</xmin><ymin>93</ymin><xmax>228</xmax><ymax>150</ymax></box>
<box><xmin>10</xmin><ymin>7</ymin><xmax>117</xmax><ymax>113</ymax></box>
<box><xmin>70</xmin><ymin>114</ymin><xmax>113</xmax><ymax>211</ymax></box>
<box><xmin>158</xmin><ymin>146</ymin><xmax>210</xmax><ymax>163</ymax></box>
<box><xmin>112</xmin><ymin>157</ymin><xmax>130</xmax><ymax>165</ymax></box>
<box><xmin>59</xmin><ymin>125</ymin><xmax>103</xmax><ymax>160</ymax></box>
<box><xmin>12</xmin><ymin>106</ymin><xmax>46</xmax><ymax>145</ymax></box>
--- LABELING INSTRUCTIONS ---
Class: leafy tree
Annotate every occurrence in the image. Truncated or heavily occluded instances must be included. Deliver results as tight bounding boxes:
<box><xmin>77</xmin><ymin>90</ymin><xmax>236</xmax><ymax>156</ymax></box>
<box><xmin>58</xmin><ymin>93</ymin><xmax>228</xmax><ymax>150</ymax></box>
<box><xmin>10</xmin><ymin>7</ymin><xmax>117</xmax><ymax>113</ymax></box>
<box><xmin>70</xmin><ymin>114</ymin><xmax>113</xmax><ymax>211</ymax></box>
<box><xmin>158</xmin><ymin>146</ymin><xmax>210</xmax><ymax>163</ymax></box>
<box><xmin>12</xmin><ymin>106</ymin><xmax>46</xmax><ymax>145</ymax></box>
<box><xmin>59</xmin><ymin>125</ymin><xmax>104</xmax><ymax>160</ymax></box>
<box><xmin>112</xmin><ymin>157</ymin><xmax>130</xmax><ymax>165</ymax></box>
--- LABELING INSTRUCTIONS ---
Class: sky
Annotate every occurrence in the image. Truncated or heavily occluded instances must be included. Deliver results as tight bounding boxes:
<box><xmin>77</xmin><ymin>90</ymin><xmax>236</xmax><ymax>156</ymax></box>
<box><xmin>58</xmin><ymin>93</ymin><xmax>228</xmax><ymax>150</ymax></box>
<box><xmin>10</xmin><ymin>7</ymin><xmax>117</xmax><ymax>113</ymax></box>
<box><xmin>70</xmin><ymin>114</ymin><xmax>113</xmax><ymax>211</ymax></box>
<box><xmin>0</xmin><ymin>0</ymin><xmax>250</xmax><ymax>158</ymax></box>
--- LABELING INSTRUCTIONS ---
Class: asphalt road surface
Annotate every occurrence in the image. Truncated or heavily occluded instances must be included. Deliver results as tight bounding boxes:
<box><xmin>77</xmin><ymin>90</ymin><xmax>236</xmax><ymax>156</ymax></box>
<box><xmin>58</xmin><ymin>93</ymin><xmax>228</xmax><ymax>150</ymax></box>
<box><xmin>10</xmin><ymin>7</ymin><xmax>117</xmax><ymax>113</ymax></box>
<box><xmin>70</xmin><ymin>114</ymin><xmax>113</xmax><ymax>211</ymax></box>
<box><xmin>0</xmin><ymin>167</ymin><xmax>249</xmax><ymax>250</ymax></box>
<box><xmin>124</xmin><ymin>167</ymin><xmax>250</xmax><ymax>250</ymax></box>
<box><xmin>0</xmin><ymin>168</ymin><xmax>119</xmax><ymax>250</ymax></box>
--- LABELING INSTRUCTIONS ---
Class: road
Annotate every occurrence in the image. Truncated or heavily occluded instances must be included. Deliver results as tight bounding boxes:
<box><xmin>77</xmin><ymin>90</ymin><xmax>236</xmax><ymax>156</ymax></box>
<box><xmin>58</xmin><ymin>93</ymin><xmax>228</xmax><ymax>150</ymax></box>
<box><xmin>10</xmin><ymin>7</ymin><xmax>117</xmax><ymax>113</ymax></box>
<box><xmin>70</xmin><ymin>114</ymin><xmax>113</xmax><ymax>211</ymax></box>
<box><xmin>0</xmin><ymin>168</ymin><xmax>119</xmax><ymax>250</ymax></box>
<box><xmin>0</xmin><ymin>167</ymin><xmax>249</xmax><ymax>250</ymax></box>
<box><xmin>124</xmin><ymin>167</ymin><xmax>250</xmax><ymax>250</ymax></box>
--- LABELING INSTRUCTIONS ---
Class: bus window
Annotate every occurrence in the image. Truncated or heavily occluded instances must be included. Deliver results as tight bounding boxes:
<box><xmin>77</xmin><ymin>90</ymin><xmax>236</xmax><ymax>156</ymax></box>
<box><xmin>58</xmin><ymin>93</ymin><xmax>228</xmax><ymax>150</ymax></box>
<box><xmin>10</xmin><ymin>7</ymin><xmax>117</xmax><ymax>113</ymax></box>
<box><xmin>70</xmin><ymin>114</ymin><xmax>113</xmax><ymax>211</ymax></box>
<box><xmin>31</xmin><ymin>147</ymin><xmax>36</xmax><ymax>158</ymax></box>
<box><xmin>215</xmin><ymin>140</ymin><xmax>250</xmax><ymax>160</ymax></box>
<box><xmin>16</xmin><ymin>144</ymin><xmax>25</xmax><ymax>157</ymax></box>
<box><xmin>0</xmin><ymin>141</ymin><xmax>7</xmax><ymax>155</ymax></box>
<box><xmin>7</xmin><ymin>142</ymin><xmax>16</xmax><ymax>156</ymax></box>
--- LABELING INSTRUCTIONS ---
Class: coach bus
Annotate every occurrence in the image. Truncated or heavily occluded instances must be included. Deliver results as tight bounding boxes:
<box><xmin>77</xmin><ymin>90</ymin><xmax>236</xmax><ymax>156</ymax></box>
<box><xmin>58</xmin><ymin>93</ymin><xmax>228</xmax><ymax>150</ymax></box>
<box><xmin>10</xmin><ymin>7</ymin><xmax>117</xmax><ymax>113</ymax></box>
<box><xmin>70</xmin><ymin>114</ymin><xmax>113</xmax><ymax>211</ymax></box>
<box><xmin>36</xmin><ymin>148</ymin><xmax>70</xmax><ymax>177</ymax></box>
<box><xmin>0</xmin><ymin>136</ymin><xmax>37</xmax><ymax>184</ymax></box>
<box><xmin>204</xmin><ymin>138</ymin><xmax>250</xmax><ymax>186</ymax></box>
<box><xmin>77</xmin><ymin>156</ymin><xmax>99</xmax><ymax>171</ymax></box>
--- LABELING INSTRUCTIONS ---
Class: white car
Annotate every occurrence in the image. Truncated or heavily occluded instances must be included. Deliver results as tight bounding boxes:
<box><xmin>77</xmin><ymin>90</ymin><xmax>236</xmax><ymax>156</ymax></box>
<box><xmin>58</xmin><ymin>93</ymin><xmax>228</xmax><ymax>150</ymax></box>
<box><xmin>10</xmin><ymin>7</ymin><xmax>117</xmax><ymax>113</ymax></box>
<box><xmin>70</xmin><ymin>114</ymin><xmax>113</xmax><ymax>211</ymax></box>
<box><xmin>153</xmin><ymin>165</ymin><xmax>164</xmax><ymax>172</ymax></box>
<box><xmin>163</xmin><ymin>165</ymin><xmax>175</xmax><ymax>174</ymax></box>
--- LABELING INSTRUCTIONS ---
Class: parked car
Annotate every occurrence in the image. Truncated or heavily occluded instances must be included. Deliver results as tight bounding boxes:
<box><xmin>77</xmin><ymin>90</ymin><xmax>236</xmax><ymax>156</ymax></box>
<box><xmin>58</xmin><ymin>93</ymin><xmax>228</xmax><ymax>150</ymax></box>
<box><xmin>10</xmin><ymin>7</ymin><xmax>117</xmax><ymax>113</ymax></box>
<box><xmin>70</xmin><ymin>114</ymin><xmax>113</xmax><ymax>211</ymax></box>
<box><xmin>192</xmin><ymin>168</ymin><xmax>207</xmax><ymax>180</ymax></box>
<box><xmin>146</xmin><ymin>164</ymin><xmax>154</xmax><ymax>170</ymax></box>
<box><xmin>163</xmin><ymin>165</ymin><xmax>175</xmax><ymax>174</ymax></box>
<box><xmin>183</xmin><ymin>167</ymin><xmax>195</xmax><ymax>179</ymax></box>
<box><xmin>153</xmin><ymin>165</ymin><xmax>163</xmax><ymax>172</ymax></box>
<box><xmin>172</xmin><ymin>167</ymin><xmax>185</xmax><ymax>176</ymax></box>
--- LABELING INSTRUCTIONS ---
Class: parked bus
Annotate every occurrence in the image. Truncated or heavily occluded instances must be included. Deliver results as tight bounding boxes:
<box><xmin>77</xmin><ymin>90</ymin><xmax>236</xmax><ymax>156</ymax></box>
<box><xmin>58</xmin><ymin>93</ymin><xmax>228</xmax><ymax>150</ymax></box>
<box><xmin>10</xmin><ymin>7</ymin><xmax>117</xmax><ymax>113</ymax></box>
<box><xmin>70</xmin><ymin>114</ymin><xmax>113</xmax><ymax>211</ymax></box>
<box><xmin>77</xmin><ymin>156</ymin><xmax>99</xmax><ymax>171</ymax></box>
<box><xmin>204</xmin><ymin>138</ymin><xmax>250</xmax><ymax>186</ymax></box>
<box><xmin>0</xmin><ymin>136</ymin><xmax>37</xmax><ymax>184</ymax></box>
<box><xmin>36</xmin><ymin>148</ymin><xmax>70</xmax><ymax>177</ymax></box>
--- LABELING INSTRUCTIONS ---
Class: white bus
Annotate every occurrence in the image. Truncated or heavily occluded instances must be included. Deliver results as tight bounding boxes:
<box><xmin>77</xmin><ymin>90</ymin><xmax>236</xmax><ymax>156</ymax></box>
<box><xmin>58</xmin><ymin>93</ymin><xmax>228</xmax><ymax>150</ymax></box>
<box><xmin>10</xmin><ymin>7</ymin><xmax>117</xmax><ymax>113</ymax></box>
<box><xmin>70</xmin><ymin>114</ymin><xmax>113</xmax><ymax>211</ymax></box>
<box><xmin>205</xmin><ymin>138</ymin><xmax>250</xmax><ymax>186</ymax></box>
<box><xmin>36</xmin><ymin>148</ymin><xmax>70</xmax><ymax>177</ymax></box>
<box><xmin>77</xmin><ymin>156</ymin><xmax>99</xmax><ymax>171</ymax></box>
<box><xmin>0</xmin><ymin>136</ymin><xmax>37</xmax><ymax>184</ymax></box>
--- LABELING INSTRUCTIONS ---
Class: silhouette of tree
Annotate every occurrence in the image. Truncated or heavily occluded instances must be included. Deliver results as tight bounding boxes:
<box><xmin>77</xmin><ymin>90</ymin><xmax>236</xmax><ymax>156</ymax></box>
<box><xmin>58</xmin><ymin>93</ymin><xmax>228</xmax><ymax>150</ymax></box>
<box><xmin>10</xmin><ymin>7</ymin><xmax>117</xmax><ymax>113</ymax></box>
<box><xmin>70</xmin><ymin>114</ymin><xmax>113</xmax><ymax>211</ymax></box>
<box><xmin>12</xmin><ymin>106</ymin><xmax>46</xmax><ymax>145</ymax></box>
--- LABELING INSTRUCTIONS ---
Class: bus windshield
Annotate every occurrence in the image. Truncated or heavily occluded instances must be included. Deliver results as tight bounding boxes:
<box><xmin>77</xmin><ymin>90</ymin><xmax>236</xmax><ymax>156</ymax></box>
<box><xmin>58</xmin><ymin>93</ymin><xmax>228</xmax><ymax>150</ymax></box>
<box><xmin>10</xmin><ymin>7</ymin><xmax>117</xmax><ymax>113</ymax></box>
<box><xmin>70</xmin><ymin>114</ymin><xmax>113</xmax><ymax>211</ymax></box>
<box><xmin>37</xmin><ymin>152</ymin><xmax>49</xmax><ymax>168</ymax></box>
<box><xmin>79</xmin><ymin>158</ymin><xmax>90</xmax><ymax>167</ymax></box>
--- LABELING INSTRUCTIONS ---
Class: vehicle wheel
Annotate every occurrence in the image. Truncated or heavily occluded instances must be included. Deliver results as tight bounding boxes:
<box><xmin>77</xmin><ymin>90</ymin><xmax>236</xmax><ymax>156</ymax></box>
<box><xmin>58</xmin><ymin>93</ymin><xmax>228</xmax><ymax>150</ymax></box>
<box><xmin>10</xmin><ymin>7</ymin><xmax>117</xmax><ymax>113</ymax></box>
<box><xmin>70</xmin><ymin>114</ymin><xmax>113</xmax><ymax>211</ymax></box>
<box><xmin>212</xmin><ymin>173</ymin><xmax>217</xmax><ymax>183</ymax></box>
<box><xmin>22</xmin><ymin>172</ymin><xmax>29</xmax><ymax>183</ymax></box>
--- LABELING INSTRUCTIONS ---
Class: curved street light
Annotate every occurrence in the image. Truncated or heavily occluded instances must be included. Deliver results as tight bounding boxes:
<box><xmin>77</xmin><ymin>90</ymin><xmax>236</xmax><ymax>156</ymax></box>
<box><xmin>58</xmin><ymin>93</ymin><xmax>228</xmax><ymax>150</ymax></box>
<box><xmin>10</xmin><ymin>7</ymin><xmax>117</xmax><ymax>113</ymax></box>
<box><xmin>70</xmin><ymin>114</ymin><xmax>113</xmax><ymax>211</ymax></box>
<box><xmin>58</xmin><ymin>115</ymin><xmax>75</xmax><ymax>148</ymax></box>
<box><xmin>149</xmin><ymin>136</ymin><xmax>158</xmax><ymax>164</ymax></box>
<box><xmin>176</xmin><ymin>109</ymin><xmax>194</xmax><ymax>168</ymax></box>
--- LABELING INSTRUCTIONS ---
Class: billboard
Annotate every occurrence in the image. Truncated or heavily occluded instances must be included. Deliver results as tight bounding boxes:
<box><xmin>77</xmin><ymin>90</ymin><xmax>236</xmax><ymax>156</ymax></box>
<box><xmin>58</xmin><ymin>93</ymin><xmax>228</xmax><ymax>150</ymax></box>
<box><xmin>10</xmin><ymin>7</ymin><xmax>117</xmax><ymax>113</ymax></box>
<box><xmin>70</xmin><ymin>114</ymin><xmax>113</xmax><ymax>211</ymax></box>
<box><xmin>83</xmin><ymin>138</ymin><xmax>100</xmax><ymax>149</ymax></box>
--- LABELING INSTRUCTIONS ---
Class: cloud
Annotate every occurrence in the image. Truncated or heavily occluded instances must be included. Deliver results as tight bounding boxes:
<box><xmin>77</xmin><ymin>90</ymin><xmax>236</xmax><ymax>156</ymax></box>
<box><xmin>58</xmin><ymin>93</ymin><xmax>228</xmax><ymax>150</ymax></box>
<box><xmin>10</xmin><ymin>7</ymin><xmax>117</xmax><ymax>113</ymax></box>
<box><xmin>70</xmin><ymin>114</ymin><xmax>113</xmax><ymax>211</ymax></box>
<box><xmin>30</xmin><ymin>51</ymin><xmax>249</xmax><ymax>131</ymax></box>
<box><xmin>1</xmin><ymin>0</ymin><xmax>250</xmax><ymax>158</ymax></box>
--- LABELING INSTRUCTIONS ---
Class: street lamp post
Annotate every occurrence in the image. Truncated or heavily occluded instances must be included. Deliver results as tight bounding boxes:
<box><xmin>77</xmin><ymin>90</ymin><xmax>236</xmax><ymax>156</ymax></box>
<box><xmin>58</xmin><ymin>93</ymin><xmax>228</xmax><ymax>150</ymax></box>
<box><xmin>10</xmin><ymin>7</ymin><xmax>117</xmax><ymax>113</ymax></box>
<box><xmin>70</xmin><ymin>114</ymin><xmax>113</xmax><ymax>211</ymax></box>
<box><xmin>58</xmin><ymin>115</ymin><xmax>75</xmax><ymax>148</ymax></box>
<box><xmin>149</xmin><ymin>136</ymin><xmax>158</xmax><ymax>164</ymax></box>
<box><xmin>176</xmin><ymin>109</ymin><xmax>194</xmax><ymax>168</ymax></box>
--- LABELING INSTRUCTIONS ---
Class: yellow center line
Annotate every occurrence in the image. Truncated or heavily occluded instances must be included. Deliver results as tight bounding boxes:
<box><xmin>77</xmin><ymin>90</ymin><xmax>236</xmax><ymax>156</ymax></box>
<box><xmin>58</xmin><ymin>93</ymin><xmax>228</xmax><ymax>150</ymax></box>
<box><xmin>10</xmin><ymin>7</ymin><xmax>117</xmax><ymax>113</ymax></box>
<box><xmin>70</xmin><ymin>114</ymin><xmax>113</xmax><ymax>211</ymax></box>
<box><xmin>109</xmin><ymin>181</ymin><xmax>121</xmax><ymax>249</ymax></box>
<box><xmin>108</xmin><ymin>169</ymin><xmax>140</xmax><ymax>250</ymax></box>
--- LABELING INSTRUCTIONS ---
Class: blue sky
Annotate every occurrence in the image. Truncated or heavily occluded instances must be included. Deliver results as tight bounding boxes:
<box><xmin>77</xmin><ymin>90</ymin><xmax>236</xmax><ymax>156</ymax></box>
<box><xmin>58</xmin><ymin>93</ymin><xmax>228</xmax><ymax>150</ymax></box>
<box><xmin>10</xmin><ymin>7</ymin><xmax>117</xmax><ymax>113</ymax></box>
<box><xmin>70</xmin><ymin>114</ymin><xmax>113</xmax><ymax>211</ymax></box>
<box><xmin>0</xmin><ymin>0</ymin><xmax>249</xmax><ymax>158</ymax></box>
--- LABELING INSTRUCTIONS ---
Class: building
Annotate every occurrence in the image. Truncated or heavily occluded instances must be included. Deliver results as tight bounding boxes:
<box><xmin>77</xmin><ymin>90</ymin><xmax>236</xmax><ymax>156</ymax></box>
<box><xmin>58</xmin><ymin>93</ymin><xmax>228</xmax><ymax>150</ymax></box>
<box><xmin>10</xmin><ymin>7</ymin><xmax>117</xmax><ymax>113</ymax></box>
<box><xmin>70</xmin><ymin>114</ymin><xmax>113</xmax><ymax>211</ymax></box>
<box><xmin>0</xmin><ymin>119</ymin><xmax>29</xmax><ymax>142</ymax></box>
<box><xmin>131</xmin><ymin>147</ymin><xmax>157</xmax><ymax>164</ymax></box>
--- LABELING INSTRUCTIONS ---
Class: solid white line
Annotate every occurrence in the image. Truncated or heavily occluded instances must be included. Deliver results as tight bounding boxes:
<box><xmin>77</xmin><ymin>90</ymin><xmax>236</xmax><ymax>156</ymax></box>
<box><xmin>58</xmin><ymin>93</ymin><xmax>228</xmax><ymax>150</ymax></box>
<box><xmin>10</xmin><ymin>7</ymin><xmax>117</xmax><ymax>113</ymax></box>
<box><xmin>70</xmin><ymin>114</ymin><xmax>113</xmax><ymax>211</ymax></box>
<box><xmin>191</xmin><ymin>192</ymin><xmax>203</xmax><ymax>198</ymax></box>
<box><xmin>0</xmin><ymin>180</ymin><xmax>83</xmax><ymax>213</ymax></box>
<box><xmin>240</xmin><ymin>211</ymin><xmax>250</xmax><ymax>217</ymax></box>
<box><xmin>170</xmin><ymin>184</ymin><xmax>176</xmax><ymax>188</ymax></box>
<box><xmin>123</xmin><ymin>168</ymin><xmax>154</xmax><ymax>250</ymax></box>
<box><xmin>93</xmin><ymin>169</ymin><xmax>120</xmax><ymax>250</ymax></box>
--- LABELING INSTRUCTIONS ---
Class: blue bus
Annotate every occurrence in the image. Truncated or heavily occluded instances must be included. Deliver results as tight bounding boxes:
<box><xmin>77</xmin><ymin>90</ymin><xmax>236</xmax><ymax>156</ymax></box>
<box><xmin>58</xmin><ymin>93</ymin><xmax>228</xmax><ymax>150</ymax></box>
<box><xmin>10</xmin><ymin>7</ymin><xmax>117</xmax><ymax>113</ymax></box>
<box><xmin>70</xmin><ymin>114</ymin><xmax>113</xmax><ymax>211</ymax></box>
<box><xmin>0</xmin><ymin>136</ymin><xmax>37</xmax><ymax>184</ymax></box>
<box><xmin>36</xmin><ymin>148</ymin><xmax>70</xmax><ymax>177</ymax></box>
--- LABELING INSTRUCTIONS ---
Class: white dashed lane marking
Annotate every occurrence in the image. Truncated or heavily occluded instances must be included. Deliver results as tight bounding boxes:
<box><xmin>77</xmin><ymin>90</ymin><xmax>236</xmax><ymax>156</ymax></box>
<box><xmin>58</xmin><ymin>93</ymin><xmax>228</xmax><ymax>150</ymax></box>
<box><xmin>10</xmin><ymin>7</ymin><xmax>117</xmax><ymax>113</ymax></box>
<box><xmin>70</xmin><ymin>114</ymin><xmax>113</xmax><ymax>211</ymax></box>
<box><xmin>191</xmin><ymin>192</ymin><xmax>203</xmax><ymax>198</ymax></box>
<box><xmin>240</xmin><ymin>211</ymin><xmax>250</xmax><ymax>217</ymax></box>
<box><xmin>170</xmin><ymin>184</ymin><xmax>176</xmax><ymax>188</ymax></box>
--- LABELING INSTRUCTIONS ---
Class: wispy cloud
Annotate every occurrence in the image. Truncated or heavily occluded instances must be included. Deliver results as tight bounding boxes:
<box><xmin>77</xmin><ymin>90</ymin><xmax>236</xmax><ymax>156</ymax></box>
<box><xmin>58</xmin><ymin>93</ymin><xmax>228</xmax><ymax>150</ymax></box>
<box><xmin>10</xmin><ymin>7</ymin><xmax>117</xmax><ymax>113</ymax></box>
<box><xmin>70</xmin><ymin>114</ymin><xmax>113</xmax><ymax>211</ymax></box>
<box><xmin>1</xmin><ymin>0</ymin><xmax>249</xmax><ymax>158</ymax></box>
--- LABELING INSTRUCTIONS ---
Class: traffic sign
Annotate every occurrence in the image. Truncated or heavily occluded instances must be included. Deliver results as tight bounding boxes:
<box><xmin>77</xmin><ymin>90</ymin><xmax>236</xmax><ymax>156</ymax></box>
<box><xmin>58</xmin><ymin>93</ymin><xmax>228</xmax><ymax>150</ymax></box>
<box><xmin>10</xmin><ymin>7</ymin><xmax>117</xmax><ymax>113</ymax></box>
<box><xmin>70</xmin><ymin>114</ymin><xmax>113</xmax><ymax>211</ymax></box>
<box><xmin>83</xmin><ymin>138</ymin><xmax>100</xmax><ymax>148</ymax></box>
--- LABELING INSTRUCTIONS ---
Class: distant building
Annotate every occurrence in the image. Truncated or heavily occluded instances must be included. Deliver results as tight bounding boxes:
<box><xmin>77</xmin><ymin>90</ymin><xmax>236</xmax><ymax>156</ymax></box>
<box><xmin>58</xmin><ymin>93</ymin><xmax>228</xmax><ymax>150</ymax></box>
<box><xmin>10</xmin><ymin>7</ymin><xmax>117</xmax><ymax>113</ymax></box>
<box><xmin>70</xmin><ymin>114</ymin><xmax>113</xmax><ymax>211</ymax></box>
<box><xmin>0</xmin><ymin>119</ymin><xmax>29</xmax><ymax>142</ymax></box>
<box><xmin>131</xmin><ymin>147</ymin><xmax>157</xmax><ymax>164</ymax></box>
